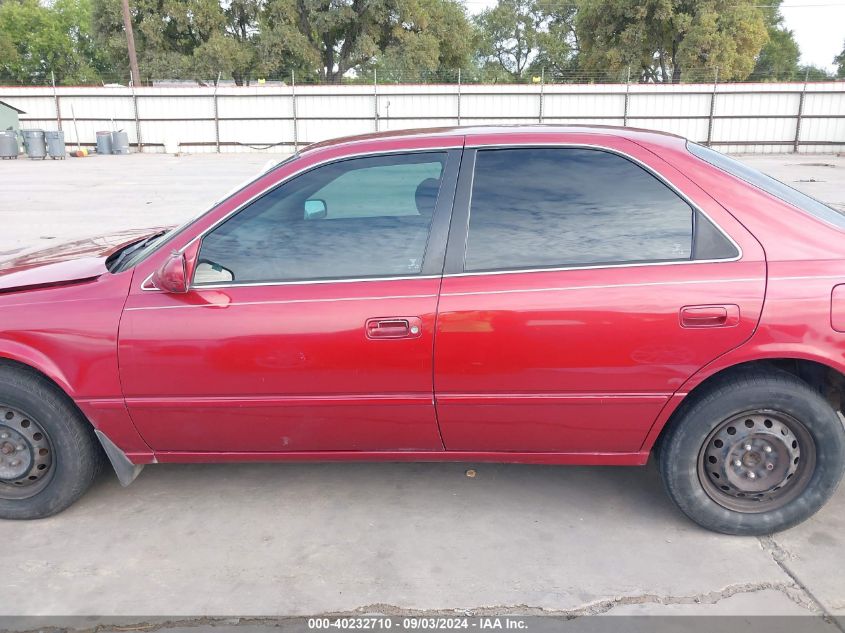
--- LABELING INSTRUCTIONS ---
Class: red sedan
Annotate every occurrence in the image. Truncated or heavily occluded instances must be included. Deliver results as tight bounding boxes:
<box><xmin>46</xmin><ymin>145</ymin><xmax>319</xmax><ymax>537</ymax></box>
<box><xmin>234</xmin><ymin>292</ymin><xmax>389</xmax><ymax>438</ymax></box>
<box><xmin>1</xmin><ymin>126</ymin><xmax>843</xmax><ymax>534</ymax></box>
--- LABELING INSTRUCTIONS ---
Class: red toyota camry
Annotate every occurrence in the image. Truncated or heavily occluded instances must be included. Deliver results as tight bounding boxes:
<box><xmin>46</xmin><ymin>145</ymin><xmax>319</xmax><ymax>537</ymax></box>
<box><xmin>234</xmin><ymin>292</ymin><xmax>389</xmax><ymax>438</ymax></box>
<box><xmin>1</xmin><ymin>126</ymin><xmax>843</xmax><ymax>534</ymax></box>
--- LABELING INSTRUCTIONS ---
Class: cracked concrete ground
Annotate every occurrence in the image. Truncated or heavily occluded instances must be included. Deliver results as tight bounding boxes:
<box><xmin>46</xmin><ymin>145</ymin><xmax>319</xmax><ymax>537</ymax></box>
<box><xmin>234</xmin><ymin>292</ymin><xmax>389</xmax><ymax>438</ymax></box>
<box><xmin>0</xmin><ymin>151</ymin><xmax>844</xmax><ymax>622</ymax></box>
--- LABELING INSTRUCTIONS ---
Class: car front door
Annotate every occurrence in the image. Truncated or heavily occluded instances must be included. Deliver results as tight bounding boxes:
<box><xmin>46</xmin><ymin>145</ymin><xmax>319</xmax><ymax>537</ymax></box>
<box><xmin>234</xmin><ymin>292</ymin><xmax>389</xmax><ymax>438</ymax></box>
<box><xmin>433</xmin><ymin>137</ymin><xmax>766</xmax><ymax>455</ymax></box>
<box><xmin>118</xmin><ymin>148</ymin><xmax>460</xmax><ymax>453</ymax></box>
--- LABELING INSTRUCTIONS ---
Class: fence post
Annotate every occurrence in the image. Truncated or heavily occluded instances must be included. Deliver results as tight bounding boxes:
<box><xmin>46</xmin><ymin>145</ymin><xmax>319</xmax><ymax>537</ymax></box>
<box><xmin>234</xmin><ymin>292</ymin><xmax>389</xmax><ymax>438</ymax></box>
<box><xmin>291</xmin><ymin>70</ymin><xmax>298</xmax><ymax>153</ymax></box>
<box><xmin>794</xmin><ymin>68</ymin><xmax>809</xmax><ymax>154</ymax></box>
<box><xmin>706</xmin><ymin>67</ymin><xmax>719</xmax><ymax>147</ymax></box>
<box><xmin>131</xmin><ymin>80</ymin><xmax>143</xmax><ymax>152</ymax></box>
<box><xmin>457</xmin><ymin>68</ymin><xmax>462</xmax><ymax>126</ymax></box>
<box><xmin>51</xmin><ymin>72</ymin><xmax>63</xmax><ymax>132</ymax></box>
<box><xmin>538</xmin><ymin>67</ymin><xmax>545</xmax><ymax>124</ymax></box>
<box><xmin>623</xmin><ymin>66</ymin><xmax>630</xmax><ymax>127</ymax></box>
<box><xmin>374</xmin><ymin>69</ymin><xmax>379</xmax><ymax>132</ymax></box>
<box><xmin>213</xmin><ymin>71</ymin><xmax>221</xmax><ymax>154</ymax></box>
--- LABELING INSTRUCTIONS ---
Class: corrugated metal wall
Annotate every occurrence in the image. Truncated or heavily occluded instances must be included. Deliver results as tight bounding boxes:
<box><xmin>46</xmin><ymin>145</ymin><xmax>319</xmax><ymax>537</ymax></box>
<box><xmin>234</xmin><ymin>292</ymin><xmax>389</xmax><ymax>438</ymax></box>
<box><xmin>1</xmin><ymin>82</ymin><xmax>842</xmax><ymax>154</ymax></box>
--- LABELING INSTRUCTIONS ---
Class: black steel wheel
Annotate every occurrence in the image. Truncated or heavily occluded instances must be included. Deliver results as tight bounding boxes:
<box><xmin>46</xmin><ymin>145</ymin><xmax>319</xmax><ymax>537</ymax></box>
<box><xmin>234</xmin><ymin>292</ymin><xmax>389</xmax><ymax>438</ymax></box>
<box><xmin>659</xmin><ymin>368</ymin><xmax>845</xmax><ymax>535</ymax></box>
<box><xmin>0</xmin><ymin>405</ymin><xmax>55</xmax><ymax>499</ymax></box>
<box><xmin>0</xmin><ymin>363</ymin><xmax>104</xmax><ymax>519</ymax></box>
<box><xmin>697</xmin><ymin>411</ymin><xmax>815</xmax><ymax>513</ymax></box>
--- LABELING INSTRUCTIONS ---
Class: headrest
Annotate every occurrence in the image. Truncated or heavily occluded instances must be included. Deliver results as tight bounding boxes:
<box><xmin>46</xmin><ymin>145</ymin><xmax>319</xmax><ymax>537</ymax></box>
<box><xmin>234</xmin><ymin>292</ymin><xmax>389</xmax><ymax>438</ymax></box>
<box><xmin>415</xmin><ymin>178</ymin><xmax>440</xmax><ymax>217</ymax></box>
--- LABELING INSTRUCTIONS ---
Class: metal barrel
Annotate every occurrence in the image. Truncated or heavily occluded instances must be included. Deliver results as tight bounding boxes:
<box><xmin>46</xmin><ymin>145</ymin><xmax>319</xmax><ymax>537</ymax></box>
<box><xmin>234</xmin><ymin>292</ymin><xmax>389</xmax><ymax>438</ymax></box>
<box><xmin>0</xmin><ymin>130</ymin><xmax>19</xmax><ymax>159</ymax></box>
<box><xmin>96</xmin><ymin>131</ymin><xmax>113</xmax><ymax>155</ymax></box>
<box><xmin>111</xmin><ymin>130</ymin><xmax>130</xmax><ymax>154</ymax></box>
<box><xmin>22</xmin><ymin>129</ymin><xmax>46</xmax><ymax>159</ymax></box>
<box><xmin>44</xmin><ymin>130</ymin><xmax>66</xmax><ymax>159</ymax></box>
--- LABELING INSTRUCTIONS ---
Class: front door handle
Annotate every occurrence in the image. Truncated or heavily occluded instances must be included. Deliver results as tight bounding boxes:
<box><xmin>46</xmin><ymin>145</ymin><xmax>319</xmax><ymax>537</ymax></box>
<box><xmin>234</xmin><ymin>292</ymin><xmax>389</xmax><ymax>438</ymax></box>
<box><xmin>680</xmin><ymin>305</ymin><xmax>740</xmax><ymax>328</ymax></box>
<box><xmin>366</xmin><ymin>317</ymin><xmax>422</xmax><ymax>339</ymax></box>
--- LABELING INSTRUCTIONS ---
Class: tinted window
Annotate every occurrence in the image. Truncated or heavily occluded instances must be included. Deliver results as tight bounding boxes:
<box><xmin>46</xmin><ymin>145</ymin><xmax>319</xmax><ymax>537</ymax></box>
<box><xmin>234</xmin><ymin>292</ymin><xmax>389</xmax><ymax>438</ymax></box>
<box><xmin>688</xmin><ymin>142</ymin><xmax>845</xmax><ymax>229</ymax></box>
<box><xmin>464</xmin><ymin>148</ymin><xmax>697</xmax><ymax>272</ymax></box>
<box><xmin>197</xmin><ymin>153</ymin><xmax>446</xmax><ymax>284</ymax></box>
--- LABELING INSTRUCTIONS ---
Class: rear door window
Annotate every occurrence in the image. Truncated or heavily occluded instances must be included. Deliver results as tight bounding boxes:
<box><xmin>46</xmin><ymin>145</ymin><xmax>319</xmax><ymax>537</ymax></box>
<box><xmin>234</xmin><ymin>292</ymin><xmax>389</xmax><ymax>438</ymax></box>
<box><xmin>464</xmin><ymin>148</ymin><xmax>706</xmax><ymax>272</ymax></box>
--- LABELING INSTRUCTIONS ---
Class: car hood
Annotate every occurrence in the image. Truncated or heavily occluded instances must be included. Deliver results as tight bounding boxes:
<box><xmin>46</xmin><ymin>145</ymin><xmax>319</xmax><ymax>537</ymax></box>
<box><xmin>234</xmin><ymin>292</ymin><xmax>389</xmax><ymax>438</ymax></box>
<box><xmin>0</xmin><ymin>227</ymin><xmax>170</xmax><ymax>293</ymax></box>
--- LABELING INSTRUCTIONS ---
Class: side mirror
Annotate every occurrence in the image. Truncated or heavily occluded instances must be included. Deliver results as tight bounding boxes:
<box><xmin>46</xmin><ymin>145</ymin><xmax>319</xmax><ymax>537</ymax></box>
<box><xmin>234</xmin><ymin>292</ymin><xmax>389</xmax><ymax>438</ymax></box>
<box><xmin>304</xmin><ymin>199</ymin><xmax>327</xmax><ymax>220</ymax></box>
<box><xmin>152</xmin><ymin>252</ymin><xmax>188</xmax><ymax>293</ymax></box>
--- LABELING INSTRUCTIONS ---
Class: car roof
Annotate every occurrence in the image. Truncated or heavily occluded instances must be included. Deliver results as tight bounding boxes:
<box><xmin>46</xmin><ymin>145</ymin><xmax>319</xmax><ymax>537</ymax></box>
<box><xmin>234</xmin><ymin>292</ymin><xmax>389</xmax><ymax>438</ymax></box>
<box><xmin>301</xmin><ymin>124</ymin><xmax>687</xmax><ymax>154</ymax></box>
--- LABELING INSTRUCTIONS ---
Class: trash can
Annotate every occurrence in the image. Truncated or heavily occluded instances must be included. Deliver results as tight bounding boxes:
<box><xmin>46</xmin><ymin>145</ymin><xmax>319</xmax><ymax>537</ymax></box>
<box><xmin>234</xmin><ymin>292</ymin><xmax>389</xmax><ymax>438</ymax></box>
<box><xmin>96</xmin><ymin>131</ymin><xmax>112</xmax><ymax>155</ymax></box>
<box><xmin>22</xmin><ymin>129</ymin><xmax>46</xmax><ymax>160</ymax></box>
<box><xmin>111</xmin><ymin>130</ymin><xmax>130</xmax><ymax>154</ymax></box>
<box><xmin>45</xmin><ymin>130</ymin><xmax>66</xmax><ymax>159</ymax></box>
<box><xmin>0</xmin><ymin>130</ymin><xmax>18</xmax><ymax>159</ymax></box>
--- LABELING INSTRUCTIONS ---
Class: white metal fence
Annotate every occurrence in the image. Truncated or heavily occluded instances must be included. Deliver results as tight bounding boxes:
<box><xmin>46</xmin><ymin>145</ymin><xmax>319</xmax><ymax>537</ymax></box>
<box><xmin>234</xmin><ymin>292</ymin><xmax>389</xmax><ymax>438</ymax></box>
<box><xmin>2</xmin><ymin>81</ymin><xmax>844</xmax><ymax>154</ymax></box>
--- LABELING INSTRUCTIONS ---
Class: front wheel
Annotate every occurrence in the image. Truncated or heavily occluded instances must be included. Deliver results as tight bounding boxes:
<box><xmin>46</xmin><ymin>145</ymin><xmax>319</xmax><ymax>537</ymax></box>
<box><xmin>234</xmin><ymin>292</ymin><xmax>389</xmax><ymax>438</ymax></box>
<box><xmin>0</xmin><ymin>365</ymin><xmax>104</xmax><ymax>519</ymax></box>
<box><xmin>658</xmin><ymin>369</ymin><xmax>845</xmax><ymax>535</ymax></box>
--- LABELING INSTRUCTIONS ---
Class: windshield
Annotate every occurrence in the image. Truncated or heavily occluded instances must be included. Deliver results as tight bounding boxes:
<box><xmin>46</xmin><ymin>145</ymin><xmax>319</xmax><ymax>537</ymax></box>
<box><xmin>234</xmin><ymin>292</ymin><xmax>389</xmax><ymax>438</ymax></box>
<box><xmin>687</xmin><ymin>142</ymin><xmax>845</xmax><ymax>230</ymax></box>
<box><xmin>110</xmin><ymin>154</ymin><xmax>299</xmax><ymax>273</ymax></box>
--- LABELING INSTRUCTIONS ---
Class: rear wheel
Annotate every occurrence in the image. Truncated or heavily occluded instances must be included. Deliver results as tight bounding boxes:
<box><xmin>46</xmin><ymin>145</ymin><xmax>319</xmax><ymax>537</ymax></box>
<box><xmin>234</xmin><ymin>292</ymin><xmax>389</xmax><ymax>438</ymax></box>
<box><xmin>658</xmin><ymin>369</ymin><xmax>845</xmax><ymax>535</ymax></box>
<box><xmin>0</xmin><ymin>365</ymin><xmax>103</xmax><ymax>519</ymax></box>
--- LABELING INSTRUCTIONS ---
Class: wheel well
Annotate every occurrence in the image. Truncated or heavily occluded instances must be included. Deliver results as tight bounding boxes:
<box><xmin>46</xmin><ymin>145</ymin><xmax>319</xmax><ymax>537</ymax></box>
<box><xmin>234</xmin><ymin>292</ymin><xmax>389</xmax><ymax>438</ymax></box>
<box><xmin>655</xmin><ymin>359</ymin><xmax>845</xmax><ymax>451</ymax></box>
<box><xmin>0</xmin><ymin>357</ymin><xmax>91</xmax><ymax>423</ymax></box>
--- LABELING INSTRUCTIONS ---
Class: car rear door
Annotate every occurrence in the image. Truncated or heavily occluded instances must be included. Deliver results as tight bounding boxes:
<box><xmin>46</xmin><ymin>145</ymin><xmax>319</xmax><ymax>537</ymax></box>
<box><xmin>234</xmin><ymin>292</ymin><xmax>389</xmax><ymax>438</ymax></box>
<box><xmin>118</xmin><ymin>148</ymin><xmax>461</xmax><ymax>453</ymax></box>
<box><xmin>433</xmin><ymin>134</ymin><xmax>766</xmax><ymax>455</ymax></box>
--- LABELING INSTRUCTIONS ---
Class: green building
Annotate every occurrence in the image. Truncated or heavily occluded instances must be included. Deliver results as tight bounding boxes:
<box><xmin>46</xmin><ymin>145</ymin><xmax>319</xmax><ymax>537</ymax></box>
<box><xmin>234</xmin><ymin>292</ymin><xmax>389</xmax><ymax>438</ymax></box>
<box><xmin>0</xmin><ymin>100</ymin><xmax>24</xmax><ymax>133</ymax></box>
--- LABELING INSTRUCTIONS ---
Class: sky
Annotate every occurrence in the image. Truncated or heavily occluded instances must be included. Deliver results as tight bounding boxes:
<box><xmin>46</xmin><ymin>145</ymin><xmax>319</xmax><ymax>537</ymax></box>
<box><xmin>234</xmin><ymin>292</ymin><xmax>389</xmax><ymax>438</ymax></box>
<box><xmin>464</xmin><ymin>0</ymin><xmax>845</xmax><ymax>72</ymax></box>
<box><xmin>780</xmin><ymin>0</ymin><xmax>845</xmax><ymax>71</ymax></box>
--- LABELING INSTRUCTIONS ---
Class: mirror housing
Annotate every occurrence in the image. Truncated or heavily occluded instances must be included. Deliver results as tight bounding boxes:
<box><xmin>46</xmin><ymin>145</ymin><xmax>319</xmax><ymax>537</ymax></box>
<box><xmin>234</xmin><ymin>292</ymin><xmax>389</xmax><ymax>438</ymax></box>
<box><xmin>304</xmin><ymin>199</ymin><xmax>327</xmax><ymax>220</ymax></box>
<box><xmin>152</xmin><ymin>252</ymin><xmax>188</xmax><ymax>293</ymax></box>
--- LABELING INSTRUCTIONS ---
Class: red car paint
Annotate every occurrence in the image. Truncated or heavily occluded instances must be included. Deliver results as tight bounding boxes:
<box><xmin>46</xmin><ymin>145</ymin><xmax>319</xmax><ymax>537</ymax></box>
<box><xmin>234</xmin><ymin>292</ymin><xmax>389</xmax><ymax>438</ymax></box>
<box><xmin>1</xmin><ymin>126</ymin><xmax>843</xmax><ymax>468</ymax></box>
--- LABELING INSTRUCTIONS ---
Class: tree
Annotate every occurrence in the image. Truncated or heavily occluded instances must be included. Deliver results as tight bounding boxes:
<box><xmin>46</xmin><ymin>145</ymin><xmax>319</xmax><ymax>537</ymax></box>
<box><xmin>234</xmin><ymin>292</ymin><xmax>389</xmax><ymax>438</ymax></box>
<box><xmin>835</xmin><ymin>41</ymin><xmax>845</xmax><ymax>78</ymax></box>
<box><xmin>474</xmin><ymin>0</ymin><xmax>577</xmax><ymax>81</ymax></box>
<box><xmin>750</xmin><ymin>1</ymin><xmax>799</xmax><ymax>81</ymax></box>
<box><xmin>751</xmin><ymin>27</ymin><xmax>799</xmax><ymax>81</ymax></box>
<box><xmin>374</xmin><ymin>0</ymin><xmax>475</xmax><ymax>82</ymax></box>
<box><xmin>0</xmin><ymin>0</ymin><xmax>106</xmax><ymax>85</ymax></box>
<box><xmin>475</xmin><ymin>0</ymin><xmax>542</xmax><ymax>80</ymax></box>
<box><xmin>798</xmin><ymin>64</ymin><xmax>834</xmax><ymax>81</ymax></box>
<box><xmin>92</xmin><ymin>0</ymin><xmax>260</xmax><ymax>84</ymax></box>
<box><xmin>576</xmin><ymin>0</ymin><xmax>769</xmax><ymax>83</ymax></box>
<box><xmin>0</xmin><ymin>31</ymin><xmax>20</xmax><ymax>81</ymax></box>
<box><xmin>258</xmin><ymin>0</ymin><xmax>473</xmax><ymax>83</ymax></box>
<box><xmin>531</xmin><ymin>6</ymin><xmax>580</xmax><ymax>79</ymax></box>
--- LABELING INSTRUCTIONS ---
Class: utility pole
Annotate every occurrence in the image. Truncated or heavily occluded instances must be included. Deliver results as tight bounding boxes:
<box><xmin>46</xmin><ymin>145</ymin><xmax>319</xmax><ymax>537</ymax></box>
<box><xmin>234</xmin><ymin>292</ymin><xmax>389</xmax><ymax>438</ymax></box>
<box><xmin>121</xmin><ymin>0</ymin><xmax>141</xmax><ymax>87</ymax></box>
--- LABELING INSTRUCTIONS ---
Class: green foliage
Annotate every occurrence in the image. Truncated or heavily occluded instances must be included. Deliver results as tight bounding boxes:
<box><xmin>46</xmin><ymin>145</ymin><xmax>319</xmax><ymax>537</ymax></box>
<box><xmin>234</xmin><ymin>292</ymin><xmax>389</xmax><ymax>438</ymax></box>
<box><xmin>576</xmin><ymin>0</ymin><xmax>769</xmax><ymax>83</ymax></box>
<box><xmin>0</xmin><ymin>0</ymin><xmax>106</xmax><ymax>84</ymax></box>
<box><xmin>92</xmin><ymin>0</ymin><xmax>259</xmax><ymax>83</ymax></box>
<box><xmin>835</xmin><ymin>41</ymin><xmax>845</xmax><ymax>78</ymax></box>
<box><xmin>374</xmin><ymin>0</ymin><xmax>475</xmax><ymax>82</ymax></box>
<box><xmin>798</xmin><ymin>64</ymin><xmax>834</xmax><ymax>81</ymax></box>
<box><xmin>750</xmin><ymin>27</ymin><xmax>799</xmax><ymax>81</ymax></box>
<box><xmin>749</xmin><ymin>1</ymin><xmax>800</xmax><ymax>81</ymax></box>
<box><xmin>87</xmin><ymin>0</ymin><xmax>473</xmax><ymax>84</ymax></box>
<box><xmin>473</xmin><ymin>0</ymin><xmax>577</xmax><ymax>81</ymax></box>
<box><xmin>0</xmin><ymin>0</ymin><xmax>806</xmax><ymax>85</ymax></box>
<box><xmin>475</xmin><ymin>0</ymin><xmax>543</xmax><ymax>80</ymax></box>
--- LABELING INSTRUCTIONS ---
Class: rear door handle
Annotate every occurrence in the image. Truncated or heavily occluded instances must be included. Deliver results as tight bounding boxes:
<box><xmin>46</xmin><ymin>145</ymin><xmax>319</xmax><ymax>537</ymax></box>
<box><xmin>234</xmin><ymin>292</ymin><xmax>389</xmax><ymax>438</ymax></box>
<box><xmin>680</xmin><ymin>305</ymin><xmax>740</xmax><ymax>328</ymax></box>
<box><xmin>366</xmin><ymin>317</ymin><xmax>422</xmax><ymax>339</ymax></box>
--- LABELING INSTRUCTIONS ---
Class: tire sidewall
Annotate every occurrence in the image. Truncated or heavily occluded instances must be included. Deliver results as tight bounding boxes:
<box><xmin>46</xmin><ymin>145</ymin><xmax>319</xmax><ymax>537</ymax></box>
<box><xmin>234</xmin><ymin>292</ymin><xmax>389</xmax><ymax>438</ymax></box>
<box><xmin>662</xmin><ymin>375</ymin><xmax>845</xmax><ymax>535</ymax></box>
<box><xmin>0</xmin><ymin>370</ymin><xmax>99</xmax><ymax>519</ymax></box>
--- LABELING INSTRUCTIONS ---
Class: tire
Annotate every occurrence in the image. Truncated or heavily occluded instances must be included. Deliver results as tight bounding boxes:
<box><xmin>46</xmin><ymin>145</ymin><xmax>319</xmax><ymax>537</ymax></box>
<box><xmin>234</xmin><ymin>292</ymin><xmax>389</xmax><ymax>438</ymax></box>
<box><xmin>0</xmin><ymin>364</ymin><xmax>104</xmax><ymax>519</ymax></box>
<box><xmin>658</xmin><ymin>368</ymin><xmax>845</xmax><ymax>535</ymax></box>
